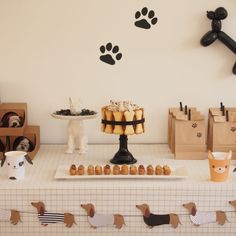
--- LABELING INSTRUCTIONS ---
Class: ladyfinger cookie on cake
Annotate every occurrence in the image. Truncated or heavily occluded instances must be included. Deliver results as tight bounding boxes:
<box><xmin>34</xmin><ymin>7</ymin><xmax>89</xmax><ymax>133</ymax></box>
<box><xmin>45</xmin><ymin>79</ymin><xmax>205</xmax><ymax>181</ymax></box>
<box><xmin>101</xmin><ymin>107</ymin><xmax>106</xmax><ymax>132</ymax></box>
<box><xmin>113</xmin><ymin>111</ymin><xmax>124</xmax><ymax>135</ymax></box>
<box><xmin>104</xmin><ymin>110</ymin><xmax>113</xmax><ymax>134</ymax></box>
<box><xmin>124</xmin><ymin>110</ymin><xmax>135</xmax><ymax>135</ymax></box>
<box><xmin>135</xmin><ymin>109</ymin><xmax>144</xmax><ymax>134</ymax></box>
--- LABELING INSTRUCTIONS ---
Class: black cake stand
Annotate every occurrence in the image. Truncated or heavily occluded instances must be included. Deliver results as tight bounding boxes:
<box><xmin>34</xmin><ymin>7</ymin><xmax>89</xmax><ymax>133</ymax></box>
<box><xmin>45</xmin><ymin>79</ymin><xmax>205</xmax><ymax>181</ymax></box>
<box><xmin>101</xmin><ymin>119</ymin><xmax>145</xmax><ymax>164</ymax></box>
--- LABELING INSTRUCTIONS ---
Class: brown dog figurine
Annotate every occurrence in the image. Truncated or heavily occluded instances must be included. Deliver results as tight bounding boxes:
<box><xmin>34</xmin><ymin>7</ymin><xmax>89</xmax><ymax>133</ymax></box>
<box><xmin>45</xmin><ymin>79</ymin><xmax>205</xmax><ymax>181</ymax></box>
<box><xmin>136</xmin><ymin>204</ymin><xmax>181</xmax><ymax>229</ymax></box>
<box><xmin>31</xmin><ymin>201</ymin><xmax>76</xmax><ymax>227</ymax></box>
<box><xmin>81</xmin><ymin>203</ymin><xmax>125</xmax><ymax>229</ymax></box>
<box><xmin>183</xmin><ymin>202</ymin><xmax>227</xmax><ymax>226</ymax></box>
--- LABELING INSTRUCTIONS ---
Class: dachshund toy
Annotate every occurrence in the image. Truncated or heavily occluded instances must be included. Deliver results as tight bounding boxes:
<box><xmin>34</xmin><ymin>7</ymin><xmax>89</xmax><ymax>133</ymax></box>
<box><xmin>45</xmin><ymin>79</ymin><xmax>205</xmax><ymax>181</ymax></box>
<box><xmin>136</xmin><ymin>204</ymin><xmax>181</xmax><ymax>229</ymax></box>
<box><xmin>183</xmin><ymin>202</ymin><xmax>227</xmax><ymax>226</ymax></box>
<box><xmin>31</xmin><ymin>201</ymin><xmax>76</xmax><ymax>227</ymax></box>
<box><xmin>81</xmin><ymin>203</ymin><xmax>125</xmax><ymax>229</ymax></box>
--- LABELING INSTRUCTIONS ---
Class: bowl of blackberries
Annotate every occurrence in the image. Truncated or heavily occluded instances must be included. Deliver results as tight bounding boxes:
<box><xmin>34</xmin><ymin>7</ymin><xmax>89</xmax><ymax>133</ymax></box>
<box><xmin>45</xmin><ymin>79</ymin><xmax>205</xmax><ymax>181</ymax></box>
<box><xmin>54</xmin><ymin>109</ymin><xmax>97</xmax><ymax>116</ymax></box>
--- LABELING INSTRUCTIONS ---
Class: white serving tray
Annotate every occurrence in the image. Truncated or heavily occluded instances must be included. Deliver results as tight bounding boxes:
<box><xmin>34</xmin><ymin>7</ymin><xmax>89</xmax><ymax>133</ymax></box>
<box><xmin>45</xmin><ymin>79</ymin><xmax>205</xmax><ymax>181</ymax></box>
<box><xmin>51</xmin><ymin>113</ymin><xmax>98</xmax><ymax>121</ymax></box>
<box><xmin>54</xmin><ymin>165</ymin><xmax>188</xmax><ymax>180</ymax></box>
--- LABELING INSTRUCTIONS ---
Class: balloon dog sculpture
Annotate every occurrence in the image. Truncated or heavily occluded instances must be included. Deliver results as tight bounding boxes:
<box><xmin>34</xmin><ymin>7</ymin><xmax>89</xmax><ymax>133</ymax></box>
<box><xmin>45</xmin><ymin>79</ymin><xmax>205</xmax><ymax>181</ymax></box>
<box><xmin>200</xmin><ymin>7</ymin><xmax>236</xmax><ymax>75</ymax></box>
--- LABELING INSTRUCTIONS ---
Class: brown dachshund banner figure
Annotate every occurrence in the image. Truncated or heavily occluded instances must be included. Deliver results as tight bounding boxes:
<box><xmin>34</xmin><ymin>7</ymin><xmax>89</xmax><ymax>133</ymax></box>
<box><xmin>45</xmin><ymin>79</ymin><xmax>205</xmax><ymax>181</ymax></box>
<box><xmin>31</xmin><ymin>202</ymin><xmax>76</xmax><ymax>228</ymax></box>
<box><xmin>136</xmin><ymin>204</ymin><xmax>181</xmax><ymax>229</ymax></box>
<box><xmin>200</xmin><ymin>7</ymin><xmax>236</xmax><ymax>75</ymax></box>
<box><xmin>183</xmin><ymin>202</ymin><xmax>227</xmax><ymax>226</ymax></box>
<box><xmin>81</xmin><ymin>203</ymin><xmax>125</xmax><ymax>229</ymax></box>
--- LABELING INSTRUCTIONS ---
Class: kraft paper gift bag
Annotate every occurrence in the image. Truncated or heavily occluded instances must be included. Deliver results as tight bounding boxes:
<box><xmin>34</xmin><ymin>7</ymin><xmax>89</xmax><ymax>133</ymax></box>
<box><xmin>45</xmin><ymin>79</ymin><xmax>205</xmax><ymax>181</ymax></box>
<box><xmin>168</xmin><ymin>105</ymin><xmax>197</xmax><ymax>153</ymax></box>
<box><xmin>174</xmin><ymin>114</ymin><xmax>207</xmax><ymax>159</ymax></box>
<box><xmin>169</xmin><ymin>106</ymin><xmax>197</xmax><ymax>153</ymax></box>
<box><xmin>210</xmin><ymin>113</ymin><xmax>236</xmax><ymax>159</ymax></box>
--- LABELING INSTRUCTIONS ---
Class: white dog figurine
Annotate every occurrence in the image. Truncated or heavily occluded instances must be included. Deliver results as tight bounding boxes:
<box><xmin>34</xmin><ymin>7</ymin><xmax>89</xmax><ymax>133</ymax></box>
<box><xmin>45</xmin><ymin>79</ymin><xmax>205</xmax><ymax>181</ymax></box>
<box><xmin>65</xmin><ymin>98</ymin><xmax>88</xmax><ymax>154</ymax></box>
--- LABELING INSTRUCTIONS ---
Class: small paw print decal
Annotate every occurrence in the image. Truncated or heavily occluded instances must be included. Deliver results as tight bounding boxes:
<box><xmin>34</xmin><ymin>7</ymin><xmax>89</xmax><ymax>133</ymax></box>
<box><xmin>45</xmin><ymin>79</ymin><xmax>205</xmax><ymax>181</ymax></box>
<box><xmin>197</xmin><ymin>132</ymin><xmax>202</xmax><ymax>138</ymax></box>
<box><xmin>192</xmin><ymin>123</ymin><xmax>198</xmax><ymax>128</ymax></box>
<box><xmin>99</xmin><ymin>43</ymin><xmax>122</xmax><ymax>65</ymax></box>
<box><xmin>134</xmin><ymin>7</ymin><xmax>158</xmax><ymax>29</ymax></box>
<box><xmin>231</xmin><ymin>127</ymin><xmax>236</xmax><ymax>132</ymax></box>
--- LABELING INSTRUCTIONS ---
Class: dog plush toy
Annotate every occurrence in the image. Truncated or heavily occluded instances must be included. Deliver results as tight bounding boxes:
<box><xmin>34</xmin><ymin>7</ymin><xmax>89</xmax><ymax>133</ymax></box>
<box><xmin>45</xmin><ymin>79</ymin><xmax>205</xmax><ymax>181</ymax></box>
<box><xmin>13</xmin><ymin>136</ymin><xmax>34</xmax><ymax>152</ymax></box>
<box><xmin>1</xmin><ymin>112</ymin><xmax>23</xmax><ymax>127</ymax></box>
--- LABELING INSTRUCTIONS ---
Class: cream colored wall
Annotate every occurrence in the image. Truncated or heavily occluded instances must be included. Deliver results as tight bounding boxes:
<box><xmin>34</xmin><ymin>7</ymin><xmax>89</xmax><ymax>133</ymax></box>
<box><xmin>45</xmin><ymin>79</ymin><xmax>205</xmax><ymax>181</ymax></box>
<box><xmin>0</xmin><ymin>0</ymin><xmax>235</xmax><ymax>144</ymax></box>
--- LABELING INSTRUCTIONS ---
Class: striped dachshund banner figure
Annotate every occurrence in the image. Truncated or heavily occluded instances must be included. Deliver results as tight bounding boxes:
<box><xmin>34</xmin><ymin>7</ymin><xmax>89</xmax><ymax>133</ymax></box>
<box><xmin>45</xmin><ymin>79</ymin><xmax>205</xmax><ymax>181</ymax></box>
<box><xmin>31</xmin><ymin>202</ymin><xmax>76</xmax><ymax>227</ymax></box>
<box><xmin>136</xmin><ymin>204</ymin><xmax>181</xmax><ymax>229</ymax></box>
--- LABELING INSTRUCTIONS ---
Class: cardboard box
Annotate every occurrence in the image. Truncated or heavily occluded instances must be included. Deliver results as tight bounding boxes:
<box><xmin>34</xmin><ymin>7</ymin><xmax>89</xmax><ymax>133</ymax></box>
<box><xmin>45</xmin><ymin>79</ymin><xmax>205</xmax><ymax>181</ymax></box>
<box><xmin>10</xmin><ymin>126</ymin><xmax>40</xmax><ymax>160</ymax></box>
<box><xmin>0</xmin><ymin>103</ymin><xmax>27</xmax><ymax>136</ymax></box>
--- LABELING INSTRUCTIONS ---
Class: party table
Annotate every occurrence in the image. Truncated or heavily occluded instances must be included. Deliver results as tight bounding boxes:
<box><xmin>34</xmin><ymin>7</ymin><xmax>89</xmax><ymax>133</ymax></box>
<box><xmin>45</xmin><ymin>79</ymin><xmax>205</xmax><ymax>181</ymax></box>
<box><xmin>0</xmin><ymin>144</ymin><xmax>236</xmax><ymax>236</ymax></box>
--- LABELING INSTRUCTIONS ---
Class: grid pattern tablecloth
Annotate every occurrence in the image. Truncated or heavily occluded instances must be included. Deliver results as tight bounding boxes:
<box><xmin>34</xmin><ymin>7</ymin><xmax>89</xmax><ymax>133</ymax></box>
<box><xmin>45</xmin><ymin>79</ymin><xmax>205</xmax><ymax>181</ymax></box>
<box><xmin>0</xmin><ymin>144</ymin><xmax>236</xmax><ymax>236</ymax></box>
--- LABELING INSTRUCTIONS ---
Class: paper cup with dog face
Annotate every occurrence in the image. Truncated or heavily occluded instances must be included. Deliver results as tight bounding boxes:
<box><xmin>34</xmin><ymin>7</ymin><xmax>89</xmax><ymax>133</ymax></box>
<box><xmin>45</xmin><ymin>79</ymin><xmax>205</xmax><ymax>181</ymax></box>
<box><xmin>208</xmin><ymin>150</ymin><xmax>232</xmax><ymax>182</ymax></box>
<box><xmin>5</xmin><ymin>151</ymin><xmax>28</xmax><ymax>180</ymax></box>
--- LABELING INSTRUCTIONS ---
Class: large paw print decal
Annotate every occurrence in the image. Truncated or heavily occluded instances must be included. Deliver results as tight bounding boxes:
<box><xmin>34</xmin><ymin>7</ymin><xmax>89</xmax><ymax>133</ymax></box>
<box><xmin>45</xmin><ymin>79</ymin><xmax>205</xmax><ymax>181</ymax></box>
<box><xmin>135</xmin><ymin>7</ymin><xmax>158</xmax><ymax>29</ymax></box>
<box><xmin>99</xmin><ymin>43</ymin><xmax>122</xmax><ymax>65</ymax></box>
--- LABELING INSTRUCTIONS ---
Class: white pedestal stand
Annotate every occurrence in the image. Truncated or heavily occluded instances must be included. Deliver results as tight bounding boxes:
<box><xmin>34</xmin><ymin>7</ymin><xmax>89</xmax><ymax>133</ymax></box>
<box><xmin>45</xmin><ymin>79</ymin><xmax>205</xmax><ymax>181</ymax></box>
<box><xmin>51</xmin><ymin>114</ymin><xmax>97</xmax><ymax>154</ymax></box>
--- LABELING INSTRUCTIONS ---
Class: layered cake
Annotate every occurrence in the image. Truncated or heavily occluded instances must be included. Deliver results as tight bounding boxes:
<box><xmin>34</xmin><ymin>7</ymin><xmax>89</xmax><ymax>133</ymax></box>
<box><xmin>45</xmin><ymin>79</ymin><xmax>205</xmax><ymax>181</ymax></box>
<box><xmin>101</xmin><ymin>100</ymin><xmax>145</xmax><ymax>135</ymax></box>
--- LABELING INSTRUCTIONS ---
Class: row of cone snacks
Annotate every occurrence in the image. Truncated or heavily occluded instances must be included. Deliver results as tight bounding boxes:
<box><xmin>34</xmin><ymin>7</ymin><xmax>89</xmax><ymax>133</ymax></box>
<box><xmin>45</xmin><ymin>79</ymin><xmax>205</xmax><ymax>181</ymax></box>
<box><xmin>168</xmin><ymin>102</ymin><xmax>236</xmax><ymax>160</ymax></box>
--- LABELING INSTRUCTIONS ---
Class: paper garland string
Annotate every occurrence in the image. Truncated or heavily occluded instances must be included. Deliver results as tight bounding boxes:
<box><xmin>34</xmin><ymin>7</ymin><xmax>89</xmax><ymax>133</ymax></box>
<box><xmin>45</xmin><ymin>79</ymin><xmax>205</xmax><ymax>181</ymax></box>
<box><xmin>1</xmin><ymin>200</ymin><xmax>236</xmax><ymax>229</ymax></box>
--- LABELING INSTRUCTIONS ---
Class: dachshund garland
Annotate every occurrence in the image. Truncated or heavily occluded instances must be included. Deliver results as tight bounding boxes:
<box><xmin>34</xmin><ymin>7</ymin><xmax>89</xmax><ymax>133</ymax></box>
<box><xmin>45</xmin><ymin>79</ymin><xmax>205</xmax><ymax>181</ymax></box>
<box><xmin>1</xmin><ymin>201</ymin><xmax>236</xmax><ymax>229</ymax></box>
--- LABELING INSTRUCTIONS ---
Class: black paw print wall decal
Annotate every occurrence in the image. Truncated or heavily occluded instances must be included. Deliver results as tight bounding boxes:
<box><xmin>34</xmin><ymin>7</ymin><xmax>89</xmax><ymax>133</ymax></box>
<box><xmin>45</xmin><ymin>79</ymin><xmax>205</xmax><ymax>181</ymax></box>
<box><xmin>99</xmin><ymin>43</ymin><xmax>122</xmax><ymax>65</ymax></box>
<box><xmin>134</xmin><ymin>7</ymin><xmax>158</xmax><ymax>29</ymax></box>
